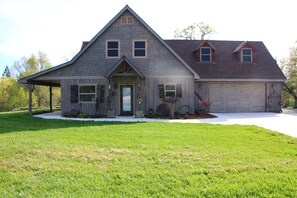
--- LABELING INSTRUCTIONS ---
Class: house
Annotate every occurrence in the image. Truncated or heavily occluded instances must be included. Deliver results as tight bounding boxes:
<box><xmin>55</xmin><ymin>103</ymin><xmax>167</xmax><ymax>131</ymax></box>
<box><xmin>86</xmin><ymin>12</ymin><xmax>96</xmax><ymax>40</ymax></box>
<box><xmin>18</xmin><ymin>5</ymin><xmax>286</xmax><ymax>116</ymax></box>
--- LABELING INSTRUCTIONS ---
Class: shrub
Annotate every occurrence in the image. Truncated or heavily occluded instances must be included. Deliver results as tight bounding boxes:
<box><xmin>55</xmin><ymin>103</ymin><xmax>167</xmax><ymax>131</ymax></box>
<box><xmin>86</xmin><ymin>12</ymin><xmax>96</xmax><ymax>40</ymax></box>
<box><xmin>78</xmin><ymin>113</ymin><xmax>89</xmax><ymax>118</ymax></box>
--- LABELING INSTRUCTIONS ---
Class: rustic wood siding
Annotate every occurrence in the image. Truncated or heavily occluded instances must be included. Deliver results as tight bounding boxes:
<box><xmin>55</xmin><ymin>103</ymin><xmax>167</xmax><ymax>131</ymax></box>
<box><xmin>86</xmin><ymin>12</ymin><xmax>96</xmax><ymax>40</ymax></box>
<box><xmin>61</xmin><ymin>79</ymin><xmax>108</xmax><ymax>116</ymax></box>
<box><xmin>194</xmin><ymin>82</ymin><xmax>209</xmax><ymax>112</ymax></box>
<box><xmin>267</xmin><ymin>82</ymin><xmax>283</xmax><ymax>112</ymax></box>
<box><xmin>145</xmin><ymin>77</ymin><xmax>195</xmax><ymax>114</ymax></box>
<box><xmin>108</xmin><ymin>76</ymin><xmax>139</xmax><ymax>116</ymax></box>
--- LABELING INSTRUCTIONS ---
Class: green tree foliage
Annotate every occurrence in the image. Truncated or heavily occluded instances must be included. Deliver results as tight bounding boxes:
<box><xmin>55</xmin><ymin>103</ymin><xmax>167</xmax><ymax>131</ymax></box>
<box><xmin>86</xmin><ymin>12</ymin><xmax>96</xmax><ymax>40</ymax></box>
<box><xmin>14</xmin><ymin>51</ymin><xmax>52</xmax><ymax>79</ymax></box>
<box><xmin>281</xmin><ymin>41</ymin><xmax>297</xmax><ymax>108</ymax></box>
<box><xmin>174</xmin><ymin>22</ymin><xmax>215</xmax><ymax>40</ymax></box>
<box><xmin>13</xmin><ymin>52</ymin><xmax>60</xmax><ymax>108</ymax></box>
<box><xmin>2</xmin><ymin>66</ymin><xmax>11</xmax><ymax>77</ymax></box>
<box><xmin>0</xmin><ymin>77</ymin><xmax>27</xmax><ymax>111</ymax></box>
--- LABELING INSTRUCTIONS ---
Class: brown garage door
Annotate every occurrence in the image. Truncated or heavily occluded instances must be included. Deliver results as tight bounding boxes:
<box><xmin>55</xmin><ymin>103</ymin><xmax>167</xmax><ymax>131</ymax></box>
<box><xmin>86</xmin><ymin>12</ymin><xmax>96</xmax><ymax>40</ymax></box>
<box><xmin>209</xmin><ymin>83</ymin><xmax>266</xmax><ymax>112</ymax></box>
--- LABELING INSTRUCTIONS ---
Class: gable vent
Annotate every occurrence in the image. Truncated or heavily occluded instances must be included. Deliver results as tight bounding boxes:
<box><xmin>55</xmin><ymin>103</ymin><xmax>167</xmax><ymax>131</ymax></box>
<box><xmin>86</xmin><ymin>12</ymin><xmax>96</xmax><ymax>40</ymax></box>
<box><xmin>121</xmin><ymin>16</ymin><xmax>133</xmax><ymax>24</ymax></box>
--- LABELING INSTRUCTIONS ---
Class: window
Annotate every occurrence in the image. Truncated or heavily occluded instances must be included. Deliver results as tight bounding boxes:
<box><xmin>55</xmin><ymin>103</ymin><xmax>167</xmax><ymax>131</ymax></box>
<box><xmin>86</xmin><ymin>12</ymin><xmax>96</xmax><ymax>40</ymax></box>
<box><xmin>79</xmin><ymin>85</ymin><xmax>96</xmax><ymax>103</ymax></box>
<box><xmin>134</xmin><ymin>41</ymin><xmax>146</xmax><ymax>57</ymax></box>
<box><xmin>242</xmin><ymin>48</ymin><xmax>252</xmax><ymax>62</ymax></box>
<box><xmin>200</xmin><ymin>47</ymin><xmax>211</xmax><ymax>62</ymax></box>
<box><xmin>165</xmin><ymin>84</ymin><xmax>176</xmax><ymax>97</ymax></box>
<box><xmin>107</xmin><ymin>41</ymin><xmax>119</xmax><ymax>58</ymax></box>
<box><xmin>121</xmin><ymin>16</ymin><xmax>133</xmax><ymax>24</ymax></box>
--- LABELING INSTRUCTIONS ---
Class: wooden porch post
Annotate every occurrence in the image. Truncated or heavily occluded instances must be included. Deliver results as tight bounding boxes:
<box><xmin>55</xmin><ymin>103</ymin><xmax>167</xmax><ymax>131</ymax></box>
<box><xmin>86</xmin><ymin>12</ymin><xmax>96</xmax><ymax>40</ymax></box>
<box><xmin>28</xmin><ymin>84</ymin><xmax>33</xmax><ymax>116</ymax></box>
<box><xmin>49</xmin><ymin>86</ymin><xmax>53</xmax><ymax>112</ymax></box>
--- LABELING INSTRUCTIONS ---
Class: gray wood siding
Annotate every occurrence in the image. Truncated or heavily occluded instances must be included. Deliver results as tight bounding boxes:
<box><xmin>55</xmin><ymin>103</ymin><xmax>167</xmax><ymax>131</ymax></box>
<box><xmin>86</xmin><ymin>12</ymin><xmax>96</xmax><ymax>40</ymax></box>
<box><xmin>109</xmin><ymin>76</ymin><xmax>139</xmax><ymax>116</ymax></box>
<box><xmin>194</xmin><ymin>82</ymin><xmax>210</xmax><ymax>112</ymax></box>
<box><xmin>267</xmin><ymin>82</ymin><xmax>283</xmax><ymax>112</ymax></box>
<box><xmin>61</xmin><ymin>77</ymin><xmax>195</xmax><ymax>116</ymax></box>
<box><xmin>38</xmin><ymin>11</ymin><xmax>193</xmax><ymax>80</ymax></box>
<box><xmin>145</xmin><ymin>77</ymin><xmax>195</xmax><ymax>114</ymax></box>
<box><xmin>61</xmin><ymin>79</ymin><xmax>108</xmax><ymax>115</ymax></box>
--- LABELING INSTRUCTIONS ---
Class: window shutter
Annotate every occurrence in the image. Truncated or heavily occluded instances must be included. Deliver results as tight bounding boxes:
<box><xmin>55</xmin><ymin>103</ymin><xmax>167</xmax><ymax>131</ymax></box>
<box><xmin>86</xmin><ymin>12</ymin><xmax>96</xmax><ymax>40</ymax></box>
<box><xmin>70</xmin><ymin>85</ymin><xmax>78</xmax><ymax>103</ymax></box>
<box><xmin>98</xmin><ymin>85</ymin><xmax>106</xmax><ymax>103</ymax></box>
<box><xmin>158</xmin><ymin>84</ymin><xmax>165</xmax><ymax>98</ymax></box>
<box><xmin>176</xmin><ymin>84</ymin><xmax>182</xmax><ymax>98</ymax></box>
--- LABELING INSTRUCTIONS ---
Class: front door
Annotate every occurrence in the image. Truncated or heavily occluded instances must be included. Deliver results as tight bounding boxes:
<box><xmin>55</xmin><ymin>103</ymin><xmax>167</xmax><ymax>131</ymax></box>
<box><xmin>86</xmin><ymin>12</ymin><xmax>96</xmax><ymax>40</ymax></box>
<box><xmin>120</xmin><ymin>85</ymin><xmax>133</xmax><ymax>115</ymax></box>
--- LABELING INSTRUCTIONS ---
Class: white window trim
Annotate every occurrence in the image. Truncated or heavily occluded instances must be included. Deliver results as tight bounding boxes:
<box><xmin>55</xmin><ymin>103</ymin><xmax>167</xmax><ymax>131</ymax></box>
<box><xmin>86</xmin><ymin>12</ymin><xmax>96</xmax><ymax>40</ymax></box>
<box><xmin>106</xmin><ymin>40</ymin><xmax>120</xmax><ymax>58</ymax></box>
<box><xmin>241</xmin><ymin>48</ymin><xmax>252</xmax><ymax>63</ymax></box>
<box><xmin>200</xmin><ymin>47</ymin><xmax>211</xmax><ymax>62</ymax></box>
<box><xmin>79</xmin><ymin>84</ymin><xmax>97</xmax><ymax>103</ymax></box>
<box><xmin>133</xmin><ymin>40</ymin><xmax>147</xmax><ymax>58</ymax></box>
<box><xmin>164</xmin><ymin>84</ymin><xmax>176</xmax><ymax>98</ymax></box>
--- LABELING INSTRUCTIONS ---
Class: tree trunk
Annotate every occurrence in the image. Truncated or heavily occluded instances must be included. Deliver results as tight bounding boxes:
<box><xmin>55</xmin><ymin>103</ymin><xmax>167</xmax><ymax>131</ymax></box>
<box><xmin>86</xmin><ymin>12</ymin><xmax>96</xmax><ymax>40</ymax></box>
<box><xmin>294</xmin><ymin>96</ymin><xmax>297</xmax><ymax>108</ymax></box>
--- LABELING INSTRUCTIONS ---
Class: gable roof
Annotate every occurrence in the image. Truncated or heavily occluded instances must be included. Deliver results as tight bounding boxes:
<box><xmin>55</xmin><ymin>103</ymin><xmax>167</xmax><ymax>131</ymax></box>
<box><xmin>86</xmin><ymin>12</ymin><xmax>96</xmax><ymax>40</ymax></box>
<box><xmin>165</xmin><ymin>40</ymin><xmax>286</xmax><ymax>81</ymax></box>
<box><xmin>105</xmin><ymin>56</ymin><xmax>144</xmax><ymax>78</ymax></box>
<box><xmin>19</xmin><ymin>5</ymin><xmax>198</xmax><ymax>85</ymax></box>
<box><xmin>194</xmin><ymin>40</ymin><xmax>216</xmax><ymax>52</ymax></box>
<box><xmin>233</xmin><ymin>41</ymin><xmax>255</xmax><ymax>53</ymax></box>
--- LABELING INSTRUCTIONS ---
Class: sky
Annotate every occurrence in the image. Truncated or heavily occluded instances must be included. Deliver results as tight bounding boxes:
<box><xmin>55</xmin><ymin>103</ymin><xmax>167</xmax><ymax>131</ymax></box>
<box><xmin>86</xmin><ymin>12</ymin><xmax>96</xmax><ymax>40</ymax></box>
<box><xmin>0</xmin><ymin>0</ymin><xmax>297</xmax><ymax>74</ymax></box>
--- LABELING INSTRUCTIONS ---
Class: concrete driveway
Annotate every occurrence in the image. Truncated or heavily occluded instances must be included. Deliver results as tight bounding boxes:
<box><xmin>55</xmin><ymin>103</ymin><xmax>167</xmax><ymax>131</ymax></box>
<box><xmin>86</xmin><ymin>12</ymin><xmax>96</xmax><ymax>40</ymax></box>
<box><xmin>36</xmin><ymin>111</ymin><xmax>296</xmax><ymax>138</ymax></box>
<box><xmin>201</xmin><ymin>113</ymin><xmax>297</xmax><ymax>138</ymax></box>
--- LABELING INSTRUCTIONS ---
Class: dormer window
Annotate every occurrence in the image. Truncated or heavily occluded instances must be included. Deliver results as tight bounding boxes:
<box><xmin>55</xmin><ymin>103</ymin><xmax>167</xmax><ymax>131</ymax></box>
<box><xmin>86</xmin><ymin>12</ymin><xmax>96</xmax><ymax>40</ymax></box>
<box><xmin>242</xmin><ymin>48</ymin><xmax>252</xmax><ymax>62</ymax></box>
<box><xmin>233</xmin><ymin>41</ymin><xmax>254</xmax><ymax>63</ymax></box>
<box><xmin>195</xmin><ymin>41</ymin><xmax>216</xmax><ymax>62</ymax></box>
<box><xmin>200</xmin><ymin>47</ymin><xmax>211</xmax><ymax>62</ymax></box>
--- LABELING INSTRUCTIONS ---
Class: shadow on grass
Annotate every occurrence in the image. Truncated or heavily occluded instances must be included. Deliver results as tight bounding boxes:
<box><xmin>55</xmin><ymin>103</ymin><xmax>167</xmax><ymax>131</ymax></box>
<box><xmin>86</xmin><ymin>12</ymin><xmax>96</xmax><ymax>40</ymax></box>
<box><xmin>0</xmin><ymin>111</ymin><xmax>141</xmax><ymax>134</ymax></box>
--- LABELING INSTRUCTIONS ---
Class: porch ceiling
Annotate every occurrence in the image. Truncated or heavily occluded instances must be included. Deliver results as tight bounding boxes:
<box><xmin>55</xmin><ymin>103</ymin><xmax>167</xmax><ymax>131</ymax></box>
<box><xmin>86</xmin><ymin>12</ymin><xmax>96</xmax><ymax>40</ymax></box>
<box><xmin>27</xmin><ymin>79</ymin><xmax>61</xmax><ymax>87</ymax></box>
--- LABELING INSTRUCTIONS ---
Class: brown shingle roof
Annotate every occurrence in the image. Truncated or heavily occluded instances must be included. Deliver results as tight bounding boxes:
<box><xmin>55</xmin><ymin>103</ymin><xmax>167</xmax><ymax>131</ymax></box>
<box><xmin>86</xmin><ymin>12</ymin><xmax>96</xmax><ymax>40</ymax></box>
<box><xmin>165</xmin><ymin>40</ymin><xmax>286</xmax><ymax>80</ymax></box>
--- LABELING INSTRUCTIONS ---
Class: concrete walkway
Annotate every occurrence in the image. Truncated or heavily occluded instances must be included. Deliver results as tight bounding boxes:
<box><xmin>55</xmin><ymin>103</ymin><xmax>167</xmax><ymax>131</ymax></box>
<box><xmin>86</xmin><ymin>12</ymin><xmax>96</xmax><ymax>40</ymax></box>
<box><xmin>35</xmin><ymin>111</ymin><xmax>297</xmax><ymax>138</ymax></box>
<box><xmin>201</xmin><ymin>113</ymin><xmax>297</xmax><ymax>138</ymax></box>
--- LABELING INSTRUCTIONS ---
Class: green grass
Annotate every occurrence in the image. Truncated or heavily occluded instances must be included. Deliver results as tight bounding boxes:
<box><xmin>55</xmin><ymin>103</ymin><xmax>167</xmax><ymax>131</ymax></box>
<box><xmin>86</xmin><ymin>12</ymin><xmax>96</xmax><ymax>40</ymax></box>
<box><xmin>0</xmin><ymin>112</ymin><xmax>296</xmax><ymax>197</ymax></box>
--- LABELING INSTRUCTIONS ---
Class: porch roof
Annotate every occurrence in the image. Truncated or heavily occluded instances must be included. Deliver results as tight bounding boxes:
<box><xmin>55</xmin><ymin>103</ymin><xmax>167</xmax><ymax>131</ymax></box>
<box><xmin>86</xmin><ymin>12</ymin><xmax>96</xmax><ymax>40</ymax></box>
<box><xmin>105</xmin><ymin>56</ymin><xmax>145</xmax><ymax>78</ymax></box>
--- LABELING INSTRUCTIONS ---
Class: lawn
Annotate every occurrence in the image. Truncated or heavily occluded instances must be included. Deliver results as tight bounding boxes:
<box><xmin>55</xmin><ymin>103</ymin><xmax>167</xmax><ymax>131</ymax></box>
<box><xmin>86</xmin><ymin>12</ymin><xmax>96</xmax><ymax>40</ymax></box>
<box><xmin>0</xmin><ymin>112</ymin><xmax>296</xmax><ymax>197</ymax></box>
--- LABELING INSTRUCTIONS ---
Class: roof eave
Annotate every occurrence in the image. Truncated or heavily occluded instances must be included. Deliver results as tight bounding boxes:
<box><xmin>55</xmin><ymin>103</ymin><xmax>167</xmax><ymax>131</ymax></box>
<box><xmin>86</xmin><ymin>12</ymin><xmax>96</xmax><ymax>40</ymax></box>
<box><xmin>18</xmin><ymin>61</ymin><xmax>71</xmax><ymax>84</ymax></box>
<box><xmin>195</xmin><ymin>78</ymin><xmax>286</xmax><ymax>82</ymax></box>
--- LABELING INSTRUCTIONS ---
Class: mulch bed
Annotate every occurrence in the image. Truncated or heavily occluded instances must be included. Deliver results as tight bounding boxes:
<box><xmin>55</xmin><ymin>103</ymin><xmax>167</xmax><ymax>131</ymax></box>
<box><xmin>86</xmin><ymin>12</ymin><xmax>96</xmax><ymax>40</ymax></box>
<box><xmin>178</xmin><ymin>113</ymin><xmax>217</xmax><ymax>119</ymax></box>
<box><xmin>145</xmin><ymin>113</ymin><xmax>216</xmax><ymax>119</ymax></box>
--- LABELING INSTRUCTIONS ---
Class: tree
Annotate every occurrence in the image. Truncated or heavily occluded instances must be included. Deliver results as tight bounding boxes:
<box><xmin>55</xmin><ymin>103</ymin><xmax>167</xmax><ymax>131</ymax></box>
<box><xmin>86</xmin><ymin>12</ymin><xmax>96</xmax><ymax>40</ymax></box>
<box><xmin>13</xmin><ymin>52</ymin><xmax>60</xmax><ymax>108</ymax></box>
<box><xmin>174</xmin><ymin>22</ymin><xmax>215</xmax><ymax>40</ymax></box>
<box><xmin>281</xmin><ymin>41</ymin><xmax>297</xmax><ymax>108</ymax></box>
<box><xmin>2</xmin><ymin>66</ymin><xmax>11</xmax><ymax>77</ymax></box>
<box><xmin>13</xmin><ymin>51</ymin><xmax>52</xmax><ymax>79</ymax></box>
<box><xmin>0</xmin><ymin>77</ymin><xmax>27</xmax><ymax>111</ymax></box>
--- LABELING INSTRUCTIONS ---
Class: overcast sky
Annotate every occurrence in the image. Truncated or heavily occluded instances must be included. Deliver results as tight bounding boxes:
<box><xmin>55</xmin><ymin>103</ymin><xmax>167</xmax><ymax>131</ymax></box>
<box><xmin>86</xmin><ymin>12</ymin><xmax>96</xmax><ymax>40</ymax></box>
<box><xmin>1</xmin><ymin>0</ymin><xmax>296</xmax><ymax>74</ymax></box>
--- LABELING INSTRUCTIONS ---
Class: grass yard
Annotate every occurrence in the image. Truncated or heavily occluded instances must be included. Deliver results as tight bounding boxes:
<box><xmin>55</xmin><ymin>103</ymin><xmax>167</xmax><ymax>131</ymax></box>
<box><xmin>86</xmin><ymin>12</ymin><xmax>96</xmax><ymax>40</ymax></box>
<box><xmin>0</xmin><ymin>112</ymin><xmax>296</xmax><ymax>197</ymax></box>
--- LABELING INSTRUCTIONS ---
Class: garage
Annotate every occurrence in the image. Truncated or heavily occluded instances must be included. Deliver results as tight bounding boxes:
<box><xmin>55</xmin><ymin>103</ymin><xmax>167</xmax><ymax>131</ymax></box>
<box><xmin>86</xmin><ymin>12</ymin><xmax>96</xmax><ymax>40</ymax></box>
<box><xmin>209</xmin><ymin>83</ymin><xmax>266</xmax><ymax>112</ymax></box>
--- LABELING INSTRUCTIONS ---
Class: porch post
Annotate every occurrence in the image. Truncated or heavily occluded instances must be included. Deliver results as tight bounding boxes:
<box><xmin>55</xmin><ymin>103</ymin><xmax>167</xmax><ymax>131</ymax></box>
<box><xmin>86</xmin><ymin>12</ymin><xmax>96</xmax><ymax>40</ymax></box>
<box><xmin>49</xmin><ymin>86</ymin><xmax>53</xmax><ymax>112</ymax></box>
<box><xmin>28</xmin><ymin>84</ymin><xmax>33</xmax><ymax>116</ymax></box>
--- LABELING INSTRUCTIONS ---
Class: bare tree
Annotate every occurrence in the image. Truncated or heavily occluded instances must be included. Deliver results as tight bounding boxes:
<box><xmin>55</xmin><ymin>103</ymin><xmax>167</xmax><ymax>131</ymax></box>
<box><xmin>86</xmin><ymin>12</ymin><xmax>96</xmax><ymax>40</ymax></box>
<box><xmin>174</xmin><ymin>22</ymin><xmax>215</xmax><ymax>40</ymax></box>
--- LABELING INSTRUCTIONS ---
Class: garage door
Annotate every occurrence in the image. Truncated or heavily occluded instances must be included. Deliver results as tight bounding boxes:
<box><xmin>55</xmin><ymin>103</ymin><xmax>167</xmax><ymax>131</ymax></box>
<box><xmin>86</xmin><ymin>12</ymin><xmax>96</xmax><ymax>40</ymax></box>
<box><xmin>209</xmin><ymin>83</ymin><xmax>266</xmax><ymax>112</ymax></box>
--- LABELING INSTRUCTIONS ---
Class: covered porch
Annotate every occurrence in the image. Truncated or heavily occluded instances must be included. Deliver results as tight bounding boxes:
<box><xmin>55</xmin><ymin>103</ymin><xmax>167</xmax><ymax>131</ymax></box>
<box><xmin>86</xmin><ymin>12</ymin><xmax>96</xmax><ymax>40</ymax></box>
<box><xmin>18</xmin><ymin>77</ymin><xmax>61</xmax><ymax>116</ymax></box>
<box><xmin>104</xmin><ymin>56</ymin><xmax>145</xmax><ymax>117</ymax></box>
